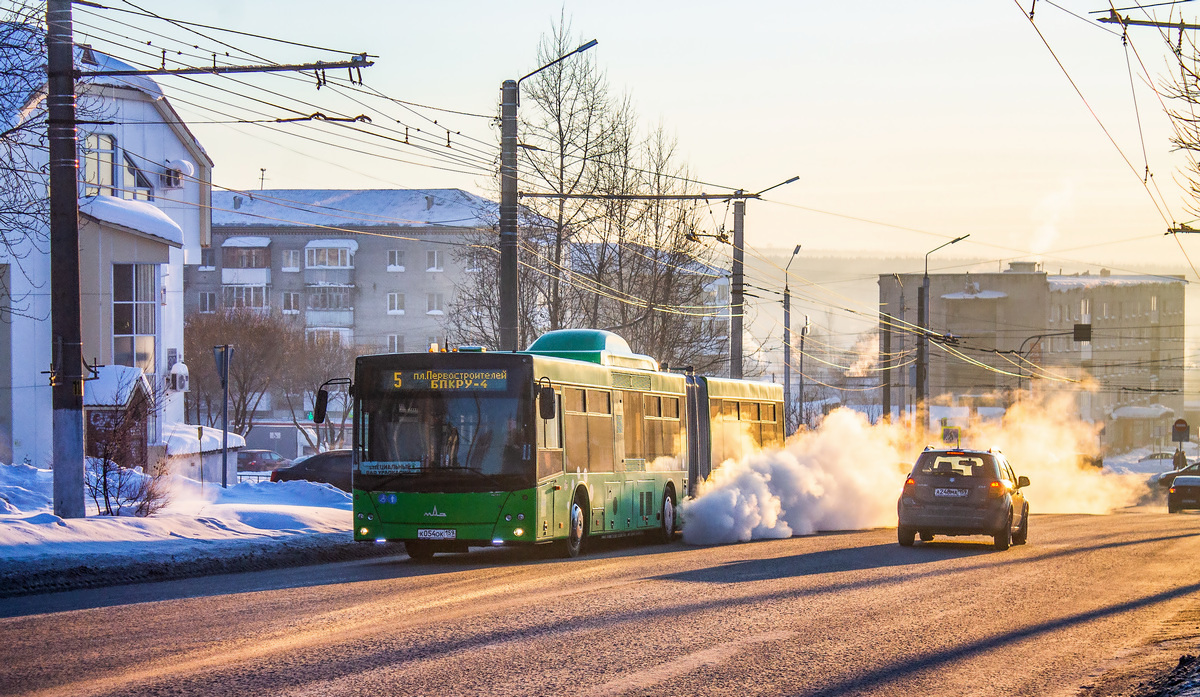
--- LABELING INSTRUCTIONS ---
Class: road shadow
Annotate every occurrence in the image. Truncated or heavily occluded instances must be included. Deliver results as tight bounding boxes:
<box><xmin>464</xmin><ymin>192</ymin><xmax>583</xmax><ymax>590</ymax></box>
<box><xmin>652</xmin><ymin>541</ymin><xmax>989</xmax><ymax>584</ymax></box>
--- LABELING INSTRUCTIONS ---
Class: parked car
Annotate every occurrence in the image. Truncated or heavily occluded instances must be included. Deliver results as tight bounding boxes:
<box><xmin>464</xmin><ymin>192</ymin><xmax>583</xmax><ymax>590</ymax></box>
<box><xmin>897</xmin><ymin>447</ymin><xmax>1031</xmax><ymax>551</ymax></box>
<box><xmin>270</xmin><ymin>449</ymin><xmax>352</xmax><ymax>491</ymax></box>
<box><xmin>237</xmin><ymin>449</ymin><xmax>291</xmax><ymax>472</ymax></box>
<box><xmin>1169</xmin><ymin>475</ymin><xmax>1200</xmax><ymax>513</ymax></box>
<box><xmin>1139</xmin><ymin>452</ymin><xmax>1176</xmax><ymax>464</ymax></box>
<box><xmin>1153</xmin><ymin>461</ymin><xmax>1200</xmax><ymax>489</ymax></box>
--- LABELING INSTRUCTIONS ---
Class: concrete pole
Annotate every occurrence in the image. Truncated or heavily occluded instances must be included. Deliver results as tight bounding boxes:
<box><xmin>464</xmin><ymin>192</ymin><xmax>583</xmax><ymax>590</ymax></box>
<box><xmin>48</xmin><ymin>0</ymin><xmax>86</xmax><ymax>518</ymax></box>
<box><xmin>730</xmin><ymin>200</ymin><xmax>744</xmax><ymax>379</ymax></box>
<box><xmin>498</xmin><ymin>80</ymin><xmax>519</xmax><ymax>352</ymax></box>
<box><xmin>783</xmin><ymin>282</ymin><xmax>791</xmax><ymax>434</ymax></box>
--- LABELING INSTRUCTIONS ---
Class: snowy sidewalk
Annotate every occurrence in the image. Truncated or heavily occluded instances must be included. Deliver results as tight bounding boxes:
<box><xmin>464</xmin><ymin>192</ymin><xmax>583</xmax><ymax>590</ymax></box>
<box><xmin>0</xmin><ymin>464</ymin><xmax>394</xmax><ymax>598</ymax></box>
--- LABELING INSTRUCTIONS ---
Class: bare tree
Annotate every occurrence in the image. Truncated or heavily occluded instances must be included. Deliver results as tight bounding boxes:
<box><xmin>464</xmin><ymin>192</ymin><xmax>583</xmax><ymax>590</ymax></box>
<box><xmin>85</xmin><ymin>371</ymin><xmax>170</xmax><ymax>516</ymax></box>
<box><xmin>449</xmin><ymin>16</ymin><xmax>729</xmax><ymax>367</ymax></box>
<box><xmin>278</xmin><ymin>332</ymin><xmax>355</xmax><ymax>452</ymax></box>
<box><xmin>184</xmin><ymin>309</ymin><xmax>299</xmax><ymax>436</ymax></box>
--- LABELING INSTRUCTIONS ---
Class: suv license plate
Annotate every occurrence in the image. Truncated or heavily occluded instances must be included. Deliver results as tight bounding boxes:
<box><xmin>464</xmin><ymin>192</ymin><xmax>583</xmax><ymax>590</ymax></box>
<box><xmin>934</xmin><ymin>488</ymin><xmax>968</xmax><ymax>498</ymax></box>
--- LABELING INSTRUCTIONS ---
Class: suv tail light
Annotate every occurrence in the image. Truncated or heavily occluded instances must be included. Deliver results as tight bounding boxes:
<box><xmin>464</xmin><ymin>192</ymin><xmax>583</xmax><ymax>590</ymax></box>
<box><xmin>903</xmin><ymin>476</ymin><xmax>916</xmax><ymax>494</ymax></box>
<box><xmin>1170</xmin><ymin>486</ymin><xmax>1177</xmax><ymax>494</ymax></box>
<box><xmin>988</xmin><ymin>481</ymin><xmax>1007</xmax><ymax>498</ymax></box>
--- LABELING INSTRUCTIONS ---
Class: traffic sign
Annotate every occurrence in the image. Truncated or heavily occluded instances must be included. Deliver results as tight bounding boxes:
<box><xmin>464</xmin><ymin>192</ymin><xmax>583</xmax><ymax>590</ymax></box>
<box><xmin>941</xmin><ymin>426</ymin><xmax>960</xmax><ymax>447</ymax></box>
<box><xmin>1173</xmin><ymin>419</ymin><xmax>1190</xmax><ymax>443</ymax></box>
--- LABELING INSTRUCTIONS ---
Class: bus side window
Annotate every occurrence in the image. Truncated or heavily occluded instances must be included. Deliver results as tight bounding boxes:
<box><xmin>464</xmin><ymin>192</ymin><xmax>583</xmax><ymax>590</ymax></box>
<box><xmin>538</xmin><ymin>391</ymin><xmax>562</xmax><ymax>449</ymax></box>
<box><xmin>623</xmin><ymin>390</ymin><xmax>645</xmax><ymax>460</ymax></box>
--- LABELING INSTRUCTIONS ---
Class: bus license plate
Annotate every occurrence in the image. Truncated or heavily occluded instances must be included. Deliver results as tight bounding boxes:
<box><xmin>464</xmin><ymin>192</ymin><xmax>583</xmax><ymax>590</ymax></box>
<box><xmin>934</xmin><ymin>488</ymin><xmax>968</xmax><ymax>498</ymax></box>
<box><xmin>417</xmin><ymin>529</ymin><xmax>456</xmax><ymax>540</ymax></box>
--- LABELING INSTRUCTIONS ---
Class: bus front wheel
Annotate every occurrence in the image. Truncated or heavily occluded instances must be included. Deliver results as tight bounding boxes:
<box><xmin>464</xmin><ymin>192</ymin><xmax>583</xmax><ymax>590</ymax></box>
<box><xmin>405</xmin><ymin>540</ymin><xmax>434</xmax><ymax>561</ymax></box>
<box><xmin>564</xmin><ymin>491</ymin><xmax>587</xmax><ymax>558</ymax></box>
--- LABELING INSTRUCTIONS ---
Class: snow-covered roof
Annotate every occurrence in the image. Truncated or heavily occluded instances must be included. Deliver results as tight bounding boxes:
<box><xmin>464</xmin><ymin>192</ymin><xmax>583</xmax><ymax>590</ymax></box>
<box><xmin>1111</xmin><ymin>404</ymin><xmax>1174</xmax><ymax>420</ymax></box>
<box><xmin>84</xmin><ymin>365</ymin><xmax>150</xmax><ymax>408</ymax></box>
<box><xmin>305</xmin><ymin>238</ymin><xmax>359</xmax><ymax>252</ymax></box>
<box><xmin>221</xmin><ymin>236</ymin><xmax>271</xmax><ymax>248</ymax></box>
<box><xmin>162</xmin><ymin>422</ymin><xmax>246</xmax><ymax>456</ymax></box>
<box><xmin>1049</xmin><ymin>275</ymin><xmax>1187</xmax><ymax>292</ymax></box>
<box><xmin>79</xmin><ymin>195</ymin><xmax>183</xmax><ymax>247</ymax></box>
<box><xmin>942</xmin><ymin>290</ymin><xmax>1007</xmax><ymax>300</ymax></box>
<box><xmin>211</xmin><ymin>189</ymin><xmax>498</xmax><ymax>229</ymax></box>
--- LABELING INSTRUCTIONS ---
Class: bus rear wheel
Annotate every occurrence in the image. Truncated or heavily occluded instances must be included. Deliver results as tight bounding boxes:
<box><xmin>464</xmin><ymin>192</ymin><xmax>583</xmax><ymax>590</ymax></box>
<box><xmin>658</xmin><ymin>489</ymin><xmax>677</xmax><ymax>543</ymax></box>
<box><xmin>564</xmin><ymin>491</ymin><xmax>587</xmax><ymax>558</ymax></box>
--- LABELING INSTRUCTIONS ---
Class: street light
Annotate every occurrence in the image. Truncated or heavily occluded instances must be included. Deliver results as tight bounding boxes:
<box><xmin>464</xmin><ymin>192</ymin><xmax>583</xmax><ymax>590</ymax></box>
<box><xmin>783</xmin><ymin>244</ymin><xmax>801</xmax><ymax>435</ymax></box>
<box><xmin>916</xmin><ymin>234</ymin><xmax>969</xmax><ymax>421</ymax></box>
<box><xmin>498</xmin><ymin>39</ymin><xmax>598</xmax><ymax>352</ymax></box>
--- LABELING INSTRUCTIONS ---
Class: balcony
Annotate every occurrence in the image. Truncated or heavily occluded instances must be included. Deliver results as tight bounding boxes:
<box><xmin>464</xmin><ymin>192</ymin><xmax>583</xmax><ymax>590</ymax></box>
<box><xmin>304</xmin><ymin>267</ymin><xmax>354</xmax><ymax>286</ymax></box>
<box><xmin>222</xmin><ymin>267</ymin><xmax>270</xmax><ymax>285</ymax></box>
<box><xmin>306</xmin><ymin>308</ymin><xmax>354</xmax><ymax>327</ymax></box>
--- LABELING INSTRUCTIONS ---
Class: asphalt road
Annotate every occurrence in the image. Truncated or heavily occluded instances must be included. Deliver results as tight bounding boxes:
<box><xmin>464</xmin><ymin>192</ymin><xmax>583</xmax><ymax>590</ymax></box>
<box><xmin>4</xmin><ymin>509</ymin><xmax>1200</xmax><ymax>697</ymax></box>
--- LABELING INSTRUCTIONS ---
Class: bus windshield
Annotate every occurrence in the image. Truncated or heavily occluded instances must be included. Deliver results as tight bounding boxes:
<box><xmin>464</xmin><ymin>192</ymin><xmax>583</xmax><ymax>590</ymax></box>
<box><xmin>357</xmin><ymin>391</ymin><xmax>532</xmax><ymax>492</ymax></box>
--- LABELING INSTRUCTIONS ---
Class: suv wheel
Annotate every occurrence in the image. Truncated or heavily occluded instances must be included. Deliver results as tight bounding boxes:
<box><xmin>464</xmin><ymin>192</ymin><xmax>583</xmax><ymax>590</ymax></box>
<box><xmin>919</xmin><ymin>531</ymin><xmax>934</xmax><ymax>542</ymax></box>
<box><xmin>1012</xmin><ymin>506</ymin><xmax>1029</xmax><ymax>545</ymax></box>
<box><xmin>993</xmin><ymin>512</ymin><xmax>1012</xmax><ymax>551</ymax></box>
<box><xmin>897</xmin><ymin>526</ymin><xmax>916</xmax><ymax>547</ymax></box>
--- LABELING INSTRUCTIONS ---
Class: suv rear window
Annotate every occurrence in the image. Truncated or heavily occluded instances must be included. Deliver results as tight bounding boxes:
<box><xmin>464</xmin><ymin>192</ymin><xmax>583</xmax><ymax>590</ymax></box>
<box><xmin>914</xmin><ymin>452</ymin><xmax>998</xmax><ymax>478</ymax></box>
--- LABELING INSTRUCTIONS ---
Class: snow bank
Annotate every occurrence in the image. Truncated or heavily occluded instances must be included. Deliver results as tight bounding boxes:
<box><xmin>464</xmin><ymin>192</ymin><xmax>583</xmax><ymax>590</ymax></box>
<box><xmin>0</xmin><ymin>461</ymin><xmax>349</xmax><ymax>562</ymax></box>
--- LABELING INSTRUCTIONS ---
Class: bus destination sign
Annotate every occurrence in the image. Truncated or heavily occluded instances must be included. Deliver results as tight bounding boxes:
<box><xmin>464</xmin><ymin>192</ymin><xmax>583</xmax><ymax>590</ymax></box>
<box><xmin>387</xmin><ymin>369</ymin><xmax>508</xmax><ymax>391</ymax></box>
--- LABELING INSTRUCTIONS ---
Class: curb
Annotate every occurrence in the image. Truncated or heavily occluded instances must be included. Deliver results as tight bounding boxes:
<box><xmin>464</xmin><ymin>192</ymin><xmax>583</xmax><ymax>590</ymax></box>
<box><xmin>0</xmin><ymin>534</ymin><xmax>404</xmax><ymax>598</ymax></box>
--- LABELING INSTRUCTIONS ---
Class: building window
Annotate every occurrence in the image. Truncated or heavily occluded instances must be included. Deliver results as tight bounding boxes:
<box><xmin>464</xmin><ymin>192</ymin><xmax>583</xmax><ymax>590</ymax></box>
<box><xmin>387</xmin><ymin>292</ymin><xmax>405</xmax><ymax>315</ymax></box>
<box><xmin>81</xmin><ymin>133</ymin><xmax>116</xmax><ymax>197</ymax></box>
<box><xmin>465</xmin><ymin>248</ymin><xmax>485</xmax><ymax>273</ymax></box>
<box><xmin>308</xmin><ymin>286</ymin><xmax>351</xmax><ymax>309</ymax></box>
<box><xmin>198</xmin><ymin>291</ymin><xmax>216</xmax><ymax>313</ymax></box>
<box><xmin>388</xmin><ymin>250</ymin><xmax>405</xmax><ymax>271</ymax></box>
<box><xmin>122</xmin><ymin>153</ymin><xmax>153</xmax><ymax>201</ymax></box>
<box><xmin>427</xmin><ymin>250</ymin><xmax>443</xmax><ymax>272</ymax></box>
<box><xmin>306</xmin><ymin>246</ymin><xmax>352</xmax><ymax>268</ymax></box>
<box><xmin>113</xmin><ymin>264</ymin><xmax>156</xmax><ymax>374</ymax></box>
<box><xmin>199</xmin><ymin>248</ymin><xmax>215</xmax><ymax>270</ymax></box>
<box><xmin>223</xmin><ymin>247</ymin><xmax>269</xmax><ymax>269</ymax></box>
<box><xmin>426</xmin><ymin>292</ymin><xmax>444</xmax><ymax>315</ymax></box>
<box><xmin>282</xmin><ymin>292</ymin><xmax>301</xmax><ymax>315</ymax></box>
<box><xmin>307</xmin><ymin>328</ymin><xmax>349</xmax><ymax>346</ymax></box>
<box><xmin>282</xmin><ymin>249</ymin><xmax>301</xmax><ymax>272</ymax></box>
<box><xmin>223</xmin><ymin>285</ymin><xmax>269</xmax><ymax>310</ymax></box>
<box><xmin>387</xmin><ymin>334</ymin><xmax>404</xmax><ymax>353</ymax></box>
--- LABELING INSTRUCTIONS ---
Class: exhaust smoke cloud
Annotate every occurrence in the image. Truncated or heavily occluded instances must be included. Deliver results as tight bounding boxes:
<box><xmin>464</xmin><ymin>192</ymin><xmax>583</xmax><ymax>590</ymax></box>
<box><xmin>681</xmin><ymin>395</ymin><xmax>1144</xmax><ymax>546</ymax></box>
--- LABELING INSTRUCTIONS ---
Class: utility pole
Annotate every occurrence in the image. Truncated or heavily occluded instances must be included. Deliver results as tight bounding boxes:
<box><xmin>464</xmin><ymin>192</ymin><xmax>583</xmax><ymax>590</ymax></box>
<box><xmin>498</xmin><ymin>79</ymin><xmax>519</xmax><ymax>352</ymax></box>
<box><xmin>48</xmin><ymin>0</ymin><xmax>85</xmax><ymax>518</ymax></box>
<box><xmin>798</xmin><ymin>316</ymin><xmax>809</xmax><ymax>428</ymax></box>
<box><xmin>918</xmin><ymin>235</ymin><xmax>968</xmax><ymax>428</ymax></box>
<box><xmin>731</xmin><ymin>199</ymin><xmax>745</xmax><ymax>379</ymax></box>
<box><xmin>522</xmin><ymin>176</ymin><xmax>797</xmax><ymax>373</ymax></box>
<box><xmin>783</xmin><ymin>245</ymin><xmax>800</xmax><ymax>434</ymax></box>
<box><xmin>498</xmin><ymin>40</ymin><xmax>596</xmax><ymax>353</ymax></box>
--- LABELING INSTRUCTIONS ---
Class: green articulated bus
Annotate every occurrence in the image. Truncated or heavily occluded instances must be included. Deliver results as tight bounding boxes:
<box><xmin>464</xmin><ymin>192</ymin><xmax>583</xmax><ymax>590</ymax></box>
<box><xmin>314</xmin><ymin>329</ymin><xmax>783</xmax><ymax>559</ymax></box>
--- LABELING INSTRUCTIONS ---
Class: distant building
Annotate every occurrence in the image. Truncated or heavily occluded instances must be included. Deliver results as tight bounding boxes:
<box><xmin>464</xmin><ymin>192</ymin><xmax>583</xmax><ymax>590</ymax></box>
<box><xmin>878</xmin><ymin>262</ymin><xmax>1186</xmax><ymax>450</ymax></box>
<box><xmin>195</xmin><ymin>188</ymin><xmax>497</xmax><ymax>353</ymax></box>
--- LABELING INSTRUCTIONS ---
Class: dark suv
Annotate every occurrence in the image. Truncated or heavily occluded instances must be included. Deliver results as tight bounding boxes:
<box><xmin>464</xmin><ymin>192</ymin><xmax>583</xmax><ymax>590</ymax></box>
<box><xmin>897</xmin><ymin>448</ymin><xmax>1030</xmax><ymax>551</ymax></box>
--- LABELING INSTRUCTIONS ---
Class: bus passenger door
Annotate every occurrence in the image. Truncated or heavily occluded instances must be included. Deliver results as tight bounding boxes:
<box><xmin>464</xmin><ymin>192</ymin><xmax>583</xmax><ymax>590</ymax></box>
<box><xmin>537</xmin><ymin>388</ymin><xmax>564</xmax><ymax>540</ymax></box>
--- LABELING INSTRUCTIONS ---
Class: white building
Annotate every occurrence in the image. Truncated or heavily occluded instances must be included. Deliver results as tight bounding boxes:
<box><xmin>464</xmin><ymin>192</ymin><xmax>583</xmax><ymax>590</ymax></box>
<box><xmin>0</xmin><ymin>30</ymin><xmax>211</xmax><ymax>466</ymax></box>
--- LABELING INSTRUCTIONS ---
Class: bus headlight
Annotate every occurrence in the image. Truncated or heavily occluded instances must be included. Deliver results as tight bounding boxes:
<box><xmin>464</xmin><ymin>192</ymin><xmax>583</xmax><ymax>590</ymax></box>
<box><xmin>514</xmin><ymin>528</ymin><xmax>524</xmax><ymax>537</ymax></box>
<box><xmin>359</xmin><ymin>527</ymin><xmax>369</xmax><ymax>536</ymax></box>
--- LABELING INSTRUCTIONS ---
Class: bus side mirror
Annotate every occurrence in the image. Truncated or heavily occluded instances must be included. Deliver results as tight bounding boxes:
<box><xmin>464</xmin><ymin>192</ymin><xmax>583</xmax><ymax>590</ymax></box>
<box><xmin>313</xmin><ymin>389</ymin><xmax>329</xmax><ymax>424</ymax></box>
<box><xmin>538</xmin><ymin>386</ymin><xmax>556</xmax><ymax>420</ymax></box>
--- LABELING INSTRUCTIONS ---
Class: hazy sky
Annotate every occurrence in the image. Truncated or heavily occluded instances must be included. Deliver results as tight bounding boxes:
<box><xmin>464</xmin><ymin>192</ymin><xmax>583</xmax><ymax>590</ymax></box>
<box><xmin>74</xmin><ymin>0</ymin><xmax>1200</xmax><ymax>279</ymax></box>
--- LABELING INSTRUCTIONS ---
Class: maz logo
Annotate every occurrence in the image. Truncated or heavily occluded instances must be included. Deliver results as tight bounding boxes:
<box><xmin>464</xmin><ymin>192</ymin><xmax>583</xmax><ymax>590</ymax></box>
<box><xmin>424</xmin><ymin>506</ymin><xmax>447</xmax><ymax>518</ymax></box>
